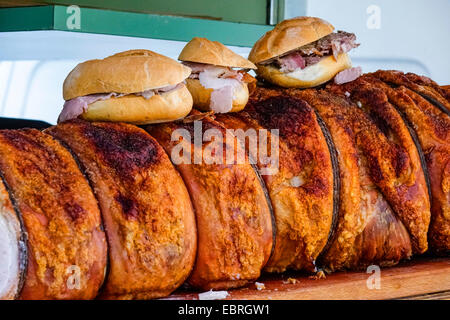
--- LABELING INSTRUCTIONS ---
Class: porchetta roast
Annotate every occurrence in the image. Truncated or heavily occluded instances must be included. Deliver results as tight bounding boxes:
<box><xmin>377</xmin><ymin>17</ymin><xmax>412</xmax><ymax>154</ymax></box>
<box><xmin>0</xmin><ymin>17</ymin><xmax>448</xmax><ymax>299</ymax></box>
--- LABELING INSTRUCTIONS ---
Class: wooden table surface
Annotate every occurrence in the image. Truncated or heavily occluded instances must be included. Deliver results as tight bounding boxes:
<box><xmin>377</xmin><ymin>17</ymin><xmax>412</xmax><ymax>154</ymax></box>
<box><xmin>166</xmin><ymin>257</ymin><xmax>450</xmax><ymax>300</ymax></box>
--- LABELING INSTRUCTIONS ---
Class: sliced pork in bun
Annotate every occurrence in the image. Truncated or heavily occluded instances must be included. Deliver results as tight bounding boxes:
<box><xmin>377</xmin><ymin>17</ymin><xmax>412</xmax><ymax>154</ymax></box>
<box><xmin>249</xmin><ymin>17</ymin><xmax>361</xmax><ymax>88</ymax></box>
<box><xmin>178</xmin><ymin>37</ymin><xmax>257</xmax><ymax>113</ymax></box>
<box><xmin>59</xmin><ymin>49</ymin><xmax>193</xmax><ymax>124</ymax></box>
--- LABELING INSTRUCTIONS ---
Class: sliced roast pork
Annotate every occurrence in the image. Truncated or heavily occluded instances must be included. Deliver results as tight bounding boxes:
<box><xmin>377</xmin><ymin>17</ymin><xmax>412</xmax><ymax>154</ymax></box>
<box><xmin>290</xmin><ymin>89</ymin><xmax>417</xmax><ymax>270</ymax></box>
<box><xmin>351</xmin><ymin>75</ymin><xmax>449</xmax><ymax>254</ymax></box>
<box><xmin>215</xmin><ymin>89</ymin><xmax>336</xmax><ymax>273</ymax></box>
<box><xmin>327</xmin><ymin>77</ymin><xmax>431</xmax><ymax>255</ymax></box>
<box><xmin>0</xmin><ymin>129</ymin><xmax>107</xmax><ymax>299</ymax></box>
<box><xmin>264</xmin><ymin>31</ymin><xmax>360</xmax><ymax>73</ymax></box>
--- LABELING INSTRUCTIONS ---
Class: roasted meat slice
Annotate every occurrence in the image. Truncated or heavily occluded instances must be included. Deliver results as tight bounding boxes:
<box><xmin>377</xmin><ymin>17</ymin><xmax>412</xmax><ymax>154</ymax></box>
<box><xmin>147</xmin><ymin>112</ymin><xmax>273</xmax><ymax>289</ymax></box>
<box><xmin>0</xmin><ymin>178</ymin><xmax>26</xmax><ymax>300</ymax></box>
<box><xmin>215</xmin><ymin>89</ymin><xmax>336</xmax><ymax>273</ymax></box>
<box><xmin>404</xmin><ymin>73</ymin><xmax>450</xmax><ymax>102</ymax></box>
<box><xmin>289</xmin><ymin>89</ymin><xmax>415</xmax><ymax>270</ymax></box>
<box><xmin>327</xmin><ymin>78</ymin><xmax>431</xmax><ymax>254</ymax></box>
<box><xmin>0</xmin><ymin>129</ymin><xmax>107</xmax><ymax>299</ymax></box>
<box><xmin>347</xmin><ymin>77</ymin><xmax>449</xmax><ymax>254</ymax></box>
<box><xmin>369</xmin><ymin>70</ymin><xmax>450</xmax><ymax>115</ymax></box>
<box><xmin>47</xmin><ymin>120</ymin><xmax>197</xmax><ymax>299</ymax></box>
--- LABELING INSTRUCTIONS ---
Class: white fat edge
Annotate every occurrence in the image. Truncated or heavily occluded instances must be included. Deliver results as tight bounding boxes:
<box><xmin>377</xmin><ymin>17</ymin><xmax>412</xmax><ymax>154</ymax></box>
<box><xmin>0</xmin><ymin>212</ymin><xmax>20</xmax><ymax>297</ymax></box>
<box><xmin>198</xmin><ymin>69</ymin><xmax>242</xmax><ymax>100</ymax></box>
<box><xmin>290</xmin><ymin>175</ymin><xmax>305</xmax><ymax>187</ymax></box>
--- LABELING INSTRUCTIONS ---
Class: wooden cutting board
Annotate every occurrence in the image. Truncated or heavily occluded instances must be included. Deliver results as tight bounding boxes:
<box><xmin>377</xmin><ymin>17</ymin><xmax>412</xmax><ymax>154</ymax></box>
<box><xmin>166</xmin><ymin>257</ymin><xmax>450</xmax><ymax>300</ymax></box>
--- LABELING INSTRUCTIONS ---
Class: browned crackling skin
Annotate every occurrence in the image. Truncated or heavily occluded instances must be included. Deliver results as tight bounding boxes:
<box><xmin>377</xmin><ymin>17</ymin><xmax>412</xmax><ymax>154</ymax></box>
<box><xmin>287</xmin><ymin>89</ymin><xmax>413</xmax><ymax>270</ymax></box>
<box><xmin>368</xmin><ymin>70</ymin><xmax>450</xmax><ymax>115</ymax></box>
<box><xmin>0</xmin><ymin>129</ymin><xmax>107</xmax><ymax>299</ymax></box>
<box><xmin>327</xmin><ymin>77</ymin><xmax>431</xmax><ymax>254</ymax></box>
<box><xmin>47</xmin><ymin>120</ymin><xmax>197</xmax><ymax>299</ymax></box>
<box><xmin>350</xmin><ymin>77</ymin><xmax>449</xmax><ymax>254</ymax></box>
<box><xmin>404</xmin><ymin>72</ymin><xmax>450</xmax><ymax>102</ymax></box>
<box><xmin>215</xmin><ymin>88</ymin><xmax>335</xmax><ymax>273</ymax></box>
<box><xmin>147</xmin><ymin>111</ymin><xmax>273</xmax><ymax>289</ymax></box>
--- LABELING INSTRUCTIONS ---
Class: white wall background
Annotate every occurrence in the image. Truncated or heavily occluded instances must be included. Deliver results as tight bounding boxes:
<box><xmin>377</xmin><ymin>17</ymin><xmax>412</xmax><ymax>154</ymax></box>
<box><xmin>299</xmin><ymin>0</ymin><xmax>450</xmax><ymax>83</ymax></box>
<box><xmin>0</xmin><ymin>0</ymin><xmax>449</xmax><ymax>124</ymax></box>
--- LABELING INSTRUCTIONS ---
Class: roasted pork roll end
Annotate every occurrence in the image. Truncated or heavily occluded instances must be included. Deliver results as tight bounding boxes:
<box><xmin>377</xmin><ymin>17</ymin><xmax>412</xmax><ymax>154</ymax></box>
<box><xmin>47</xmin><ymin>120</ymin><xmax>197</xmax><ymax>299</ymax></box>
<box><xmin>0</xmin><ymin>129</ymin><xmax>107</xmax><ymax>299</ymax></box>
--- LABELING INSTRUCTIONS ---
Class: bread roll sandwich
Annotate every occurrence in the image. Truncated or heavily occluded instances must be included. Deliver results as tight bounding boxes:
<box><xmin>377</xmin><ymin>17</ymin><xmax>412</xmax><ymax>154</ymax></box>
<box><xmin>178</xmin><ymin>37</ymin><xmax>257</xmax><ymax>113</ymax></box>
<box><xmin>249</xmin><ymin>16</ymin><xmax>361</xmax><ymax>88</ymax></box>
<box><xmin>58</xmin><ymin>50</ymin><xmax>193</xmax><ymax>124</ymax></box>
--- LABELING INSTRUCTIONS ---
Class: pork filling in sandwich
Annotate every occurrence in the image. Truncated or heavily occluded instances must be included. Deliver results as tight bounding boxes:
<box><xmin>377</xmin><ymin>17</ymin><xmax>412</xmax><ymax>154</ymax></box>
<box><xmin>59</xmin><ymin>83</ymin><xmax>183</xmax><ymax>123</ymax></box>
<box><xmin>249</xmin><ymin>17</ymin><xmax>362</xmax><ymax>88</ymax></box>
<box><xmin>264</xmin><ymin>32</ymin><xmax>359</xmax><ymax>75</ymax></box>
<box><xmin>182</xmin><ymin>62</ymin><xmax>252</xmax><ymax>113</ymax></box>
<box><xmin>179</xmin><ymin>37</ymin><xmax>256</xmax><ymax>113</ymax></box>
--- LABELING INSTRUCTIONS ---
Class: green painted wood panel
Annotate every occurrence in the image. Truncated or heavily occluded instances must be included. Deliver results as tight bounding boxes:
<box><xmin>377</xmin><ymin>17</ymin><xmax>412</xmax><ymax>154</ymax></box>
<box><xmin>6</xmin><ymin>0</ymin><xmax>269</xmax><ymax>24</ymax></box>
<box><xmin>0</xmin><ymin>5</ymin><xmax>273</xmax><ymax>47</ymax></box>
<box><xmin>0</xmin><ymin>6</ymin><xmax>54</xmax><ymax>31</ymax></box>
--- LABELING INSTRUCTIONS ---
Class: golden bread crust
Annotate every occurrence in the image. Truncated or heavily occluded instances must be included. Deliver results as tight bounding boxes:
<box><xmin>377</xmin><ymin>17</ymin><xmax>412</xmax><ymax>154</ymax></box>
<box><xmin>288</xmin><ymin>89</ymin><xmax>414</xmax><ymax>270</ymax></box>
<box><xmin>63</xmin><ymin>49</ymin><xmax>191</xmax><ymax>100</ymax></box>
<box><xmin>179</xmin><ymin>37</ymin><xmax>256</xmax><ymax>69</ymax></box>
<box><xmin>249</xmin><ymin>16</ymin><xmax>334</xmax><ymax>64</ymax></box>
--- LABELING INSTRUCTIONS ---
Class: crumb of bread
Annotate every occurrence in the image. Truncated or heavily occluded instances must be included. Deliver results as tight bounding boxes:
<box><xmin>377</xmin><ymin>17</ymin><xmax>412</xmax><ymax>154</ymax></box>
<box><xmin>198</xmin><ymin>290</ymin><xmax>229</xmax><ymax>300</ymax></box>
<box><xmin>255</xmin><ymin>282</ymin><xmax>265</xmax><ymax>291</ymax></box>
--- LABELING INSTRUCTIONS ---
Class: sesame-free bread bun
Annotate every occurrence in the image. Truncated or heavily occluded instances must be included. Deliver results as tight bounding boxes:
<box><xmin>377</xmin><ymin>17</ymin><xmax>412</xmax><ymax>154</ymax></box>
<box><xmin>257</xmin><ymin>53</ymin><xmax>351</xmax><ymax>88</ymax></box>
<box><xmin>81</xmin><ymin>83</ymin><xmax>193</xmax><ymax>124</ymax></box>
<box><xmin>185</xmin><ymin>78</ymin><xmax>249</xmax><ymax>113</ymax></box>
<box><xmin>179</xmin><ymin>37</ymin><xmax>256</xmax><ymax>69</ymax></box>
<box><xmin>63</xmin><ymin>49</ymin><xmax>191</xmax><ymax>100</ymax></box>
<box><xmin>249</xmin><ymin>17</ymin><xmax>334</xmax><ymax>64</ymax></box>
